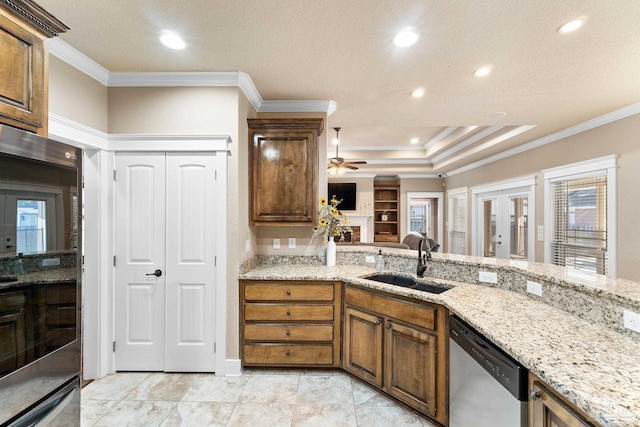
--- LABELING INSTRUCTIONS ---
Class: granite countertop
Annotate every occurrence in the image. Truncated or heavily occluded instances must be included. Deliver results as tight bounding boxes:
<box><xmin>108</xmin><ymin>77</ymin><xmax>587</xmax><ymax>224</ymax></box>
<box><xmin>0</xmin><ymin>267</ymin><xmax>78</xmax><ymax>291</ymax></box>
<box><xmin>240</xmin><ymin>263</ymin><xmax>640</xmax><ymax>427</ymax></box>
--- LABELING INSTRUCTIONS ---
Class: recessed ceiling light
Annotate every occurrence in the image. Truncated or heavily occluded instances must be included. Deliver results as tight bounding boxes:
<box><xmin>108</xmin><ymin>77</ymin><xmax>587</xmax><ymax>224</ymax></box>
<box><xmin>159</xmin><ymin>31</ymin><xmax>186</xmax><ymax>49</ymax></box>
<box><xmin>411</xmin><ymin>88</ymin><xmax>425</xmax><ymax>98</ymax></box>
<box><xmin>486</xmin><ymin>112</ymin><xmax>507</xmax><ymax>119</ymax></box>
<box><xmin>410</xmin><ymin>137</ymin><xmax>420</xmax><ymax>145</ymax></box>
<box><xmin>474</xmin><ymin>66</ymin><xmax>492</xmax><ymax>77</ymax></box>
<box><xmin>558</xmin><ymin>18</ymin><xmax>586</xmax><ymax>34</ymax></box>
<box><xmin>394</xmin><ymin>29</ymin><xmax>419</xmax><ymax>47</ymax></box>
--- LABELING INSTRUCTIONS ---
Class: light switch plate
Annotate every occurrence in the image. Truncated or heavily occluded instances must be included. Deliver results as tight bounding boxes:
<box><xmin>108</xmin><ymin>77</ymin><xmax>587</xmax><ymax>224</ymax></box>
<box><xmin>479</xmin><ymin>271</ymin><xmax>497</xmax><ymax>284</ymax></box>
<box><xmin>288</xmin><ymin>238</ymin><xmax>296</xmax><ymax>248</ymax></box>
<box><xmin>526</xmin><ymin>280</ymin><xmax>543</xmax><ymax>297</ymax></box>
<box><xmin>273</xmin><ymin>238</ymin><xmax>280</xmax><ymax>249</ymax></box>
<box><xmin>624</xmin><ymin>310</ymin><xmax>640</xmax><ymax>333</ymax></box>
<box><xmin>245</xmin><ymin>240</ymin><xmax>251</xmax><ymax>253</ymax></box>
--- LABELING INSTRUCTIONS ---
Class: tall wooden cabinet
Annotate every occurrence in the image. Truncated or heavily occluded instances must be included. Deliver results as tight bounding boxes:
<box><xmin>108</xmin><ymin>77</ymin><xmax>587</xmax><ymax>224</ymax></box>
<box><xmin>374</xmin><ymin>184</ymin><xmax>400</xmax><ymax>242</ymax></box>
<box><xmin>0</xmin><ymin>1</ymin><xmax>69</xmax><ymax>136</ymax></box>
<box><xmin>343</xmin><ymin>284</ymin><xmax>448</xmax><ymax>425</ymax></box>
<box><xmin>248</xmin><ymin>118</ymin><xmax>323</xmax><ymax>226</ymax></box>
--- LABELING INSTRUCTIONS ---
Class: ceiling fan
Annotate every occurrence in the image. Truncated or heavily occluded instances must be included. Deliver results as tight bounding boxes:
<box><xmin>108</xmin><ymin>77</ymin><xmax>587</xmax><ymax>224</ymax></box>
<box><xmin>327</xmin><ymin>127</ymin><xmax>367</xmax><ymax>175</ymax></box>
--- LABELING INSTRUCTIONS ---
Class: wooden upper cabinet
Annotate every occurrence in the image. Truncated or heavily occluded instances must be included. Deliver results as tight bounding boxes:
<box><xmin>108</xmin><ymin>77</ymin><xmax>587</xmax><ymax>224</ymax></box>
<box><xmin>0</xmin><ymin>1</ymin><xmax>69</xmax><ymax>135</ymax></box>
<box><xmin>248</xmin><ymin>118</ymin><xmax>323</xmax><ymax>226</ymax></box>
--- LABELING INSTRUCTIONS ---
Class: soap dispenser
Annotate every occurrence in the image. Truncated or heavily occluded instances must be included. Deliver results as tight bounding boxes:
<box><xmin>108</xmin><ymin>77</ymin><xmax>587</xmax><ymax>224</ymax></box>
<box><xmin>14</xmin><ymin>253</ymin><xmax>26</xmax><ymax>275</ymax></box>
<box><xmin>376</xmin><ymin>249</ymin><xmax>384</xmax><ymax>271</ymax></box>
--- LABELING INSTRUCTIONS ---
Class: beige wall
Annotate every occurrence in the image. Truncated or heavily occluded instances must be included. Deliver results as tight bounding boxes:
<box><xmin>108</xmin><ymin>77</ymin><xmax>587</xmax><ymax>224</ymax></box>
<box><xmin>48</xmin><ymin>56</ymin><xmax>108</xmax><ymax>132</ymax></box>
<box><xmin>445</xmin><ymin>113</ymin><xmax>640</xmax><ymax>281</ymax></box>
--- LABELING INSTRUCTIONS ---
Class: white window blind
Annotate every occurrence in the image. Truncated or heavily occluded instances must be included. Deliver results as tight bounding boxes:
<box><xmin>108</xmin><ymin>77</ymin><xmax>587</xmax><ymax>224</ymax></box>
<box><xmin>551</xmin><ymin>175</ymin><xmax>607</xmax><ymax>274</ymax></box>
<box><xmin>448</xmin><ymin>192</ymin><xmax>467</xmax><ymax>254</ymax></box>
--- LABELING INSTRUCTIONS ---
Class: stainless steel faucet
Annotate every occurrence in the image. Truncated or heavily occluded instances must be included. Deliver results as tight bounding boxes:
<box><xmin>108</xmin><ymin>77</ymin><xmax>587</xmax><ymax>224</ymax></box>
<box><xmin>417</xmin><ymin>238</ymin><xmax>431</xmax><ymax>277</ymax></box>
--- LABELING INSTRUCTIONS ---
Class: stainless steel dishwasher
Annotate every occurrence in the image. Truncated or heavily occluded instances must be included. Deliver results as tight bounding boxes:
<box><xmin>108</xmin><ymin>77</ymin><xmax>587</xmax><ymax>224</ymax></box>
<box><xmin>449</xmin><ymin>315</ymin><xmax>528</xmax><ymax>427</ymax></box>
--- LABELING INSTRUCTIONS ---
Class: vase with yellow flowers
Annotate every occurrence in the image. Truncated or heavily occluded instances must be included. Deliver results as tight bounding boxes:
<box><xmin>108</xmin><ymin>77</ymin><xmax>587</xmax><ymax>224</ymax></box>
<box><xmin>313</xmin><ymin>196</ymin><xmax>352</xmax><ymax>266</ymax></box>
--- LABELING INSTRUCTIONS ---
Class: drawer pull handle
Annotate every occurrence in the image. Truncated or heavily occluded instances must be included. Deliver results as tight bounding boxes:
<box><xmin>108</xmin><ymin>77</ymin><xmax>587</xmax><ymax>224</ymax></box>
<box><xmin>375</xmin><ymin>319</ymin><xmax>381</xmax><ymax>325</ymax></box>
<box><xmin>286</xmin><ymin>290</ymin><xmax>291</xmax><ymax>295</ymax></box>
<box><xmin>386</xmin><ymin>321</ymin><xmax>392</xmax><ymax>329</ymax></box>
<box><xmin>286</xmin><ymin>310</ymin><xmax>291</xmax><ymax>316</ymax></box>
<box><xmin>285</xmin><ymin>349</ymin><xmax>291</xmax><ymax>356</ymax></box>
<box><xmin>285</xmin><ymin>330</ymin><xmax>291</xmax><ymax>336</ymax></box>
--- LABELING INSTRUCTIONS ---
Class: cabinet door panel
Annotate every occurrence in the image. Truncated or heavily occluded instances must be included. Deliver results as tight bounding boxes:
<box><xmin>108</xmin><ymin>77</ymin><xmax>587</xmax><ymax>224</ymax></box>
<box><xmin>385</xmin><ymin>320</ymin><xmax>437</xmax><ymax>418</ymax></box>
<box><xmin>0</xmin><ymin>12</ymin><xmax>45</xmax><ymax>131</ymax></box>
<box><xmin>530</xmin><ymin>379</ymin><xmax>592</xmax><ymax>427</ymax></box>
<box><xmin>343</xmin><ymin>306</ymin><xmax>383</xmax><ymax>387</ymax></box>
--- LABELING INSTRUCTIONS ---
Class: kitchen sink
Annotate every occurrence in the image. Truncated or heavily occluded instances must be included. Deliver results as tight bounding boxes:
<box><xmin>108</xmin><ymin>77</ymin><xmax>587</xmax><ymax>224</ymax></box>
<box><xmin>366</xmin><ymin>273</ymin><xmax>451</xmax><ymax>294</ymax></box>
<box><xmin>0</xmin><ymin>276</ymin><xmax>18</xmax><ymax>283</ymax></box>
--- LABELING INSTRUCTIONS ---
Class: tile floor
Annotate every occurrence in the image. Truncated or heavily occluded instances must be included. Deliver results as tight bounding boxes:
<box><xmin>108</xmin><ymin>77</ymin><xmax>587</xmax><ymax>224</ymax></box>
<box><xmin>81</xmin><ymin>370</ymin><xmax>438</xmax><ymax>426</ymax></box>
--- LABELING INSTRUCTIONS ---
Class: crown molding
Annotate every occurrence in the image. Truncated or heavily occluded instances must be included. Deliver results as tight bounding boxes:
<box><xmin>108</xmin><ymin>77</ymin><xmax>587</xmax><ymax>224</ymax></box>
<box><xmin>259</xmin><ymin>100</ymin><xmax>337</xmax><ymax>115</ymax></box>
<box><xmin>339</xmin><ymin>145</ymin><xmax>425</xmax><ymax>151</ymax></box>
<box><xmin>48</xmin><ymin>38</ymin><xmax>110</xmax><ymax>85</ymax></box>
<box><xmin>424</xmin><ymin>126</ymin><xmax>459</xmax><ymax>150</ymax></box>
<box><xmin>446</xmin><ymin>102</ymin><xmax>640</xmax><ymax>176</ymax></box>
<box><xmin>363</xmin><ymin>159</ymin><xmax>432</xmax><ymax>165</ymax></box>
<box><xmin>429</xmin><ymin>125</ymin><xmax>504</xmax><ymax>162</ymax></box>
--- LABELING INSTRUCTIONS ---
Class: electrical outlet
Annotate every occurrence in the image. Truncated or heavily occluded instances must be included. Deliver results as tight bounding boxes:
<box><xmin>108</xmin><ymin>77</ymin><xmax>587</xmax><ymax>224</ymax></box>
<box><xmin>288</xmin><ymin>238</ymin><xmax>296</xmax><ymax>248</ymax></box>
<box><xmin>42</xmin><ymin>258</ymin><xmax>60</xmax><ymax>267</ymax></box>
<box><xmin>624</xmin><ymin>310</ymin><xmax>640</xmax><ymax>333</ymax></box>
<box><xmin>526</xmin><ymin>280</ymin><xmax>543</xmax><ymax>297</ymax></box>
<box><xmin>365</xmin><ymin>255</ymin><xmax>375</xmax><ymax>263</ymax></box>
<box><xmin>479</xmin><ymin>271</ymin><xmax>497</xmax><ymax>284</ymax></box>
<box><xmin>273</xmin><ymin>238</ymin><xmax>280</xmax><ymax>250</ymax></box>
<box><xmin>245</xmin><ymin>240</ymin><xmax>251</xmax><ymax>253</ymax></box>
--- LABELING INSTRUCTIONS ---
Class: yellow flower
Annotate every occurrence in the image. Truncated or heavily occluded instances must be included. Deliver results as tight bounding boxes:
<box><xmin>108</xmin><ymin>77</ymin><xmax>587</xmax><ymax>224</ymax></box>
<box><xmin>344</xmin><ymin>215</ymin><xmax>349</xmax><ymax>222</ymax></box>
<box><xmin>319</xmin><ymin>218</ymin><xmax>328</xmax><ymax>226</ymax></box>
<box><xmin>330</xmin><ymin>198</ymin><xmax>339</xmax><ymax>205</ymax></box>
<box><xmin>319</xmin><ymin>197</ymin><xmax>327</xmax><ymax>206</ymax></box>
<box><xmin>331</xmin><ymin>208</ymin><xmax>338</xmax><ymax>216</ymax></box>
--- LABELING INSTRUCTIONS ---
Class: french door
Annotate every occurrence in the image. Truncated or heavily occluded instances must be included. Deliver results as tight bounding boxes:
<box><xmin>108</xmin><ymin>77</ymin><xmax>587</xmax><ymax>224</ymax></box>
<box><xmin>475</xmin><ymin>187</ymin><xmax>533</xmax><ymax>261</ymax></box>
<box><xmin>114</xmin><ymin>152</ymin><xmax>217</xmax><ymax>372</ymax></box>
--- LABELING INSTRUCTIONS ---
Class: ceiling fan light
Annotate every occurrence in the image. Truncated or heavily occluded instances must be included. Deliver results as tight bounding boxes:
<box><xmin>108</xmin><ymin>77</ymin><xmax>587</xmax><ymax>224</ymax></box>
<box><xmin>331</xmin><ymin>137</ymin><xmax>340</xmax><ymax>145</ymax></box>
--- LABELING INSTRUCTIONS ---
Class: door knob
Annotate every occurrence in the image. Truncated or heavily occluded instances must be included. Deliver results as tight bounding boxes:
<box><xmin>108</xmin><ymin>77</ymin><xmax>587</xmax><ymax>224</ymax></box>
<box><xmin>146</xmin><ymin>269</ymin><xmax>162</xmax><ymax>277</ymax></box>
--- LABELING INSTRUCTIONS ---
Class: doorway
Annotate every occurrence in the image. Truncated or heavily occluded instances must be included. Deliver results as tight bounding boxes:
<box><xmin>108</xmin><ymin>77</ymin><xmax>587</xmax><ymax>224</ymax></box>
<box><xmin>472</xmin><ymin>180</ymin><xmax>535</xmax><ymax>261</ymax></box>
<box><xmin>114</xmin><ymin>152</ymin><xmax>218</xmax><ymax>372</ymax></box>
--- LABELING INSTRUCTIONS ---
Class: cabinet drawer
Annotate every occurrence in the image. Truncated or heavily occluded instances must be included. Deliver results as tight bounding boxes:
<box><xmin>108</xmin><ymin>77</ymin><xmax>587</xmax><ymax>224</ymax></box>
<box><xmin>245</xmin><ymin>304</ymin><xmax>334</xmax><ymax>321</ymax></box>
<box><xmin>244</xmin><ymin>324</ymin><xmax>333</xmax><ymax>342</ymax></box>
<box><xmin>244</xmin><ymin>344</ymin><xmax>333</xmax><ymax>365</ymax></box>
<box><xmin>244</xmin><ymin>283</ymin><xmax>334</xmax><ymax>301</ymax></box>
<box><xmin>345</xmin><ymin>287</ymin><xmax>436</xmax><ymax>331</ymax></box>
<box><xmin>46</xmin><ymin>306</ymin><xmax>76</xmax><ymax>327</ymax></box>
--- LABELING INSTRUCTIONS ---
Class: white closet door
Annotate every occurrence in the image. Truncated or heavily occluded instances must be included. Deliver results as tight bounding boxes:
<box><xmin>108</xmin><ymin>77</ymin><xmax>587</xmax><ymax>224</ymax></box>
<box><xmin>114</xmin><ymin>153</ymin><xmax>166</xmax><ymax>370</ymax></box>
<box><xmin>164</xmin><ymin>153</ymin><xmax>217</xmax><ymax>372</ymax></box>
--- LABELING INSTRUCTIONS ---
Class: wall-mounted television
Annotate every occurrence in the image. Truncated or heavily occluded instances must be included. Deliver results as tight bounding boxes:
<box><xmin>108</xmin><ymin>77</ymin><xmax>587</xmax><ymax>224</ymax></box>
<box><xmin>328</xmin><ymin>182</ymin><xmax>357</xmax><ymax>210</ymax></box>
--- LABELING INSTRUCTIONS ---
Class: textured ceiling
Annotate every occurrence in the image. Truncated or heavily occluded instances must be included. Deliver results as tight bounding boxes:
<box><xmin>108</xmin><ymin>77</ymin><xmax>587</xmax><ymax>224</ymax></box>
<box><xmin>38</xmin><ymin>0</ymin><xmax>640</xmax><ymax>175</ymax></box>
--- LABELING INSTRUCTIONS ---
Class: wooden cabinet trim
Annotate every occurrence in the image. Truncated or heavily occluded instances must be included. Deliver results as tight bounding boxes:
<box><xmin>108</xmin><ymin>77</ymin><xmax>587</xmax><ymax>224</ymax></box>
<box><xmin>0</xmin><ymin>1</ymin><xmax>70</xmax><ymax>37</ymax></box>
<box><xmin>529</xmin><ymin>374</ymin><xmax>595</xmax><ymax>427</ymax></box>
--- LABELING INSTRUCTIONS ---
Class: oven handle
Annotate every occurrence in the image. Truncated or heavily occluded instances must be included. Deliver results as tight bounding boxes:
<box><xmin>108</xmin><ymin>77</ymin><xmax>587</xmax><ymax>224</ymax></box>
<box><xmin>8</xmin><ymin>381</ymin><xmax>78</xmax><ymax>427</ymax></box>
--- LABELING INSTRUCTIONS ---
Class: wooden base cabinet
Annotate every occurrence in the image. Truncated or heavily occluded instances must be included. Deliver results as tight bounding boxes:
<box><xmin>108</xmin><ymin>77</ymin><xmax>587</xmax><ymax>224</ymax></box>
<box><xmin>240</xmin><ymin>280</ymin><xmax>341</xmax><ymax>368</ymax></box>
<box><xmin>343</xmin><ymin>285</ymin><xmax>447</xmax><ymax>425</ymax></box>
<box><xmin>529</xmin><ymin>373</ymin><xmax>596</xmax><ymax>427</ymax></box>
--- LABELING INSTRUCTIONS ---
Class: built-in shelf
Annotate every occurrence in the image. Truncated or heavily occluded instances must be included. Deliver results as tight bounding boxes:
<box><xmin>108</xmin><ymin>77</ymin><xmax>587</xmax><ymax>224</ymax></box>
<box><xmin>373</xmin><ymin>184</ymin><xmax>400</xmax><ymax>243</ymax></box>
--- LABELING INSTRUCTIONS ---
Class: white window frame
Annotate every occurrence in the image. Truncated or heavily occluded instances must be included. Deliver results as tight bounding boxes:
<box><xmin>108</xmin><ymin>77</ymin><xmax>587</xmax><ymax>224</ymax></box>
<box><xmin>406</xmin><ymin>192</ymin><xmax>443</xmax><ymax>245</ymax></box>
<box><xmin>543</xmin><ymin>155</ymin><xmax>617</xmax><ymax>277</ymax></box>
<box><xmin>447</xmin><ymin>186</ymin><xmax>468</xmax><ymax>254</ymax></box>
<box><xmin>471</xmin><ymin>177</ymin><xmax>536</xmax><ymax>261</ymax></box>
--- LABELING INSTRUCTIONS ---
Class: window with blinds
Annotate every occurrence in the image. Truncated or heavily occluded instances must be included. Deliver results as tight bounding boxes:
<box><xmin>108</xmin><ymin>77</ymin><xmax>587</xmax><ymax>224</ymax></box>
<box><xmin>551</xmin><ymin>175</ymin><xmax>607</xmax><ymax>274</ymax></box>
<box><xmin>448</xmin><ymin>192</ymin><xmax>467</xmax><ymax>254</ymax></box>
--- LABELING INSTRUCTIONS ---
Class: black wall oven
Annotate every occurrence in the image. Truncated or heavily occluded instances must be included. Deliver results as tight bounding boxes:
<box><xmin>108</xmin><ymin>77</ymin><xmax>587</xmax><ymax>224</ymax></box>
<box><xmin>0</xmin><ymin>125</ymin><xmax>81</xmax><ymax>426</ymax></box>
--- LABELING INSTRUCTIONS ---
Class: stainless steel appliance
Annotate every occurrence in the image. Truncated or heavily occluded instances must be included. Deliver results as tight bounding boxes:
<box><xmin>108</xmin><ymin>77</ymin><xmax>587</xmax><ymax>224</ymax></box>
<box><xmin>449</xmin><ymin>315</ymin><xmax>528</xmax><ymax>427</ymax></box>
<box><xmin>0</xmin><ymin>125</ymin><xmax>81</xmax><ymax>426</ymax></box>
